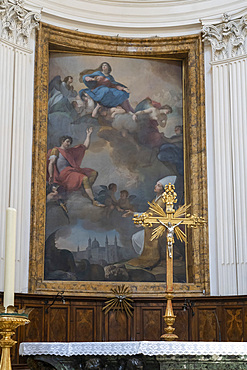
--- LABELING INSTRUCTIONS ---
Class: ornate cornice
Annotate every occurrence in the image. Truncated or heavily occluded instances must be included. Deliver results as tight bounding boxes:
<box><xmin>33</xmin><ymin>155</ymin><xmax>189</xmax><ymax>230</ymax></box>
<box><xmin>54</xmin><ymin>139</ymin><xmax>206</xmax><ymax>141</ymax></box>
<box><xmin>202</xmin><ymin>13</ymin><xmax>247</xmax><ymax>61</ymax></box>
<box><xmin>0</xmin><ymin>0</ymin><xmax>40</xmax><ymax>47</ymax></box>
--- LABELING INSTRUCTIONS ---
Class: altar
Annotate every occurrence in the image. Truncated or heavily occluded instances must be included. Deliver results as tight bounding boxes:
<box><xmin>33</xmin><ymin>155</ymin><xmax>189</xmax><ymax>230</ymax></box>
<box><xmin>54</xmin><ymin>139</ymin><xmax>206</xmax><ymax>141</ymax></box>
<box><xmin>20</xmin><ymin>341</ymin><xmax>247</xmax><ymax>369</ymax></box>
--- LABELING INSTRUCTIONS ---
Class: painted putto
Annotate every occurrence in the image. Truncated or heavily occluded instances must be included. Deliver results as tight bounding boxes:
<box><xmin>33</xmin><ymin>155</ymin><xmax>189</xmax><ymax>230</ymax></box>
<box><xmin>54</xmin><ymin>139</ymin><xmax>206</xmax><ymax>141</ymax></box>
<box><xmin>45</xmin><ymin>54</ymin><xmax>185</xmax><ymax>283</ymax></box>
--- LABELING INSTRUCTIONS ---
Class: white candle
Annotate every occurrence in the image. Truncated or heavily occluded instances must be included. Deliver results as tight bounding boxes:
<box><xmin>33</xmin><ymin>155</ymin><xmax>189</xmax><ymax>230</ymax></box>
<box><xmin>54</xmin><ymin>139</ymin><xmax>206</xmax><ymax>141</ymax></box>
<box><xmin>4</xmin><ymin>207</ymin><xmax>17</xmax><ymax>311</ymax></box>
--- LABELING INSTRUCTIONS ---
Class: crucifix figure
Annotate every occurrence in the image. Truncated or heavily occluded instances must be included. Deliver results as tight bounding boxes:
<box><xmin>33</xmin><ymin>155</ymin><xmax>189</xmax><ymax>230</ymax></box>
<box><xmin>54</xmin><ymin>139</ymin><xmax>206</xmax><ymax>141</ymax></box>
<box><xmin>133</xmin><ymin>183</ymin><xmax>205</xmax><ymax>341</ymax></box>
<box><xmin>158</xmin><ymin>220</ymin><xmax>182</xmax><ymax>258</ymax></box>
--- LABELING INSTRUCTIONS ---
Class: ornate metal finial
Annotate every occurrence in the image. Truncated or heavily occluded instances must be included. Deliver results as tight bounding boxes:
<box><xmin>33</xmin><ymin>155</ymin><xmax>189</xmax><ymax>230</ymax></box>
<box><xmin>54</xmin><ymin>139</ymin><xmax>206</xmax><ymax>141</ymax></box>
<box><xmin>162</xmin><ymin>183</ymin><xmax>177</xmax><ymax>214</ymax></box>
<box><xmin>0</xmin><ymin>0</ymin><xmax>41</xmax><ymax>47</ymax></box>
<box><xmin>202</xmin><ymin>14</ymin><xmax>247</xmax><ymax>61</ymax></box>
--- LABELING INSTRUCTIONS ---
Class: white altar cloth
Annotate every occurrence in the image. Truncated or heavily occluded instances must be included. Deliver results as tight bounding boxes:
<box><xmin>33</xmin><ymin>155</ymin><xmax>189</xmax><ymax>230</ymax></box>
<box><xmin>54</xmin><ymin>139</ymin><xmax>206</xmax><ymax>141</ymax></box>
<box><xmin>19</xmin><ymin>341</ymin><xmax>247</xmax><ymax>357</ymax></box>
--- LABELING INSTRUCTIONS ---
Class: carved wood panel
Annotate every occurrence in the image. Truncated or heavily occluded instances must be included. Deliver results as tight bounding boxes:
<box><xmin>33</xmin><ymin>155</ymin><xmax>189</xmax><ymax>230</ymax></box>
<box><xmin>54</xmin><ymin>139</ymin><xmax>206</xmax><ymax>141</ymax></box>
<box><xmin>244</xmin><ymin>306</ymin><xmax>247</xmax><ymax>342</ymax></box>
<box><xmin>22</xmin><ymin>305</ymin><xmax>45</xmax><ymax>342</ymax></box>
<box><xmin>198</xmin><ymin>309</ymin><xmax>217</xmax><ymax>341</ymax></box>
<box><xmin>105</xmin><ymin>310</ymin><xmax>131</xmax><ymax>341</ymax></box>
<box><xmin>174</xmin><ymin>309</ymin><xmax>189</xmax><ymax>341</ymax></box>
<box><xmin>224</xmin><ymin>308</ymin><xmax>243</xmax><ymax>342</ymax></box>
<box><xmin>142</xmin><ymin>309</ymin><xmax>163</xmax><ymax>341</ymax></box>
<box><xmin>47</xmin><ymin>307</ymin><xmax>69</xmax><ymax>342</ymax></box>
<box><xmin>73</xmin><ymin>307</ymin><xmax>95</xmax><ymax>342</ymax></box>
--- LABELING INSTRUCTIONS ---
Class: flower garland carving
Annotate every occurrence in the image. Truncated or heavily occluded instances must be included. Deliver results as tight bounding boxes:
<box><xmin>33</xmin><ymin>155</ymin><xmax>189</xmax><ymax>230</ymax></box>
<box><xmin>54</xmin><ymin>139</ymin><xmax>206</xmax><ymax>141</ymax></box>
<box><xmin>202</xmin><ymin>13</ymin><xmax>247</xmax><ymax>61</ymax></box>
<box><xmin>0</xmin><ymin>0</ymin><xmax>41</xmax><ymax>47</ymax></box>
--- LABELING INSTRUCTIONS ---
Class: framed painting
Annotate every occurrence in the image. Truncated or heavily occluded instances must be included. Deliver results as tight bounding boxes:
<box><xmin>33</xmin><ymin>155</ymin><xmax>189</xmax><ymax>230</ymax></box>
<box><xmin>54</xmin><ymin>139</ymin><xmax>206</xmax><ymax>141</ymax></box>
<box><xmin>29</xmin><ymin>23</ymin><xmax>208</xmax><ymax>296</ymax></box>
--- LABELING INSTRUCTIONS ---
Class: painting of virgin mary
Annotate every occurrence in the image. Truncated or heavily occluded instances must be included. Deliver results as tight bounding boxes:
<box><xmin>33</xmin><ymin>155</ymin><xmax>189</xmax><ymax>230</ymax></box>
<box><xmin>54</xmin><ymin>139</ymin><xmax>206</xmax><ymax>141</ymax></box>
<box><xmin>45</xmin><ymin>54</ymin><xmax>186</xmax><ymax>283</ymax></box>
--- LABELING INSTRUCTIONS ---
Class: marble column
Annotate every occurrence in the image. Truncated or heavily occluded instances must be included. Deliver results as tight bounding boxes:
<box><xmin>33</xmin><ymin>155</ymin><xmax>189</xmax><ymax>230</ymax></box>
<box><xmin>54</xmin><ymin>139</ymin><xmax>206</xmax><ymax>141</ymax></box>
<box><xmin>0</xmin><ymin>0</ymin><xmax>40</xmax><ymax>294</ymax></box>
<box><xmin>202</xmin><ymin>14</ymin><xmax>247</xmax><ymax>295</ymax></box>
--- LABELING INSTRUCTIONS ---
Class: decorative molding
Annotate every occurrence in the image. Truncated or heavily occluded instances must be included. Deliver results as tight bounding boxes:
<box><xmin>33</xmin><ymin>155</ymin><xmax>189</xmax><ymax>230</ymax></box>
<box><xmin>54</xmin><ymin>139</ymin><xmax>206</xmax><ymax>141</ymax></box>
<box><xmin>29</xmin><ymin>24</ymin><xmax>208</xmax><ymax>297</ymax></box>
<box><xmin>24</xmin><ymin>0</ymin><xmax>247</xmax><ymax>35</ymax></box>
<box><xmin>202</xmin><ymin>13</ymin><xmax>247</xmax><ymax>61</ymax></box>
<box><xmin>0</xmin><ymin>0</ymin><xmax>40</xmax><ymax>47</ymax></box>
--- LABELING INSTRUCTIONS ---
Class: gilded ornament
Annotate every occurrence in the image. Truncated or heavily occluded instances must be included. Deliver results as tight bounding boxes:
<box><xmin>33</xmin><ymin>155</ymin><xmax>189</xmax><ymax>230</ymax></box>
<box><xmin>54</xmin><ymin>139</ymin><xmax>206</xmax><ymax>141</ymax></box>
<box><xmin>133</xmin><ymin>183</ymin><xmax>206</xmax><ymax>340</ymax></box>
<box><xmin>102</xmin><ymin>285</ymin><xmax>134</xmax><ymax>318</ymax></box>
<box><xmin>0</xmin><ymin>306</ymin><xmax>32</xmax><ymax>370</ymax></box>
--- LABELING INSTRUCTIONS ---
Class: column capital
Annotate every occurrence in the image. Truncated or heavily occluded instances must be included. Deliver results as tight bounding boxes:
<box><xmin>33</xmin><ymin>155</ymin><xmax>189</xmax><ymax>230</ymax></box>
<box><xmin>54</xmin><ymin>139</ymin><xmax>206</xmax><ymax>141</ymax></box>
<box><xmin>0</xmin><ymin>0</ymin><xmax>41</xmax><ymax>48</ymax></box>
<box><xmin>202</xmin><ymin>13</ymin><xmax>247</xmax><ymax>62</ymax></box>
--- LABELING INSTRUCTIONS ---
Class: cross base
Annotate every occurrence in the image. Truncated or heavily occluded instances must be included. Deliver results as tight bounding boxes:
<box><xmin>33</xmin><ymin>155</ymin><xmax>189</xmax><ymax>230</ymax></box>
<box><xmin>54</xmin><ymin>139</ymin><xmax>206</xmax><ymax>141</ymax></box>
<box><xmin>160</xmin><ymin>294</ymin><xmax>178</xmax><ymax>341</ymax></box>
<box><xmin>161</xmin><ymin>332</ymin><xmax>179</xmax><ymax>341</ymax></box>
<box><xmin>161</xmin><ymin>314</ymin><xmax>178</xmax><ymax>341</ymax></box>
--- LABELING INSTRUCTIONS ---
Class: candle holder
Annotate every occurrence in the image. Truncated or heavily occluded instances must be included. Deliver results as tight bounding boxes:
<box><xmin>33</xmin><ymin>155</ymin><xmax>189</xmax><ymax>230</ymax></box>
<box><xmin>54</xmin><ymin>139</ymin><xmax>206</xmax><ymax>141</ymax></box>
<box><xmin>0</xmin><ymin>306</ymin><xmax>31</xmax><ymax>370</ymax></box>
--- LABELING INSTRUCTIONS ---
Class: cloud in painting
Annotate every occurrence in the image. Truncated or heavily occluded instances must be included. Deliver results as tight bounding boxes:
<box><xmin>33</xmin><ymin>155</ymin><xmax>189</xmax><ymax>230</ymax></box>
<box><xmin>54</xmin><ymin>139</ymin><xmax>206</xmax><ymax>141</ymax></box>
<box><xmin>46</xmin><ymin>55</ymin><xmax>185</xmax><ymax>276</ymax></box>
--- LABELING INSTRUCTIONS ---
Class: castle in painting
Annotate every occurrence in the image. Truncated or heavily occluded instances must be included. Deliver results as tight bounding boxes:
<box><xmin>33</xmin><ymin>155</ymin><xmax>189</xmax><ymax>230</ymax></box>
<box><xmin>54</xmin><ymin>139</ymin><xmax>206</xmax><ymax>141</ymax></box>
<box><xmin>73</xmin><ymin>235</ymin><xmax>121</xmax><ymax>265</ymax></box>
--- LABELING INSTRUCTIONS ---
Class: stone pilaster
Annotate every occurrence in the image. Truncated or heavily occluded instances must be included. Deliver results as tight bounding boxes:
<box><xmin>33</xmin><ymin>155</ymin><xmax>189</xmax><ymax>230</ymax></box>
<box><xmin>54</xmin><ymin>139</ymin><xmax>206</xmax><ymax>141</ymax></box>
<box><xmin>0</xmin><ymin>0</ymin><xmax>40</xmax><ymax>293</ymax></box>
<box><xmin>202</xmin><ymin>13</ymin><xmax>247</xmax><ymax>295</ymax></box>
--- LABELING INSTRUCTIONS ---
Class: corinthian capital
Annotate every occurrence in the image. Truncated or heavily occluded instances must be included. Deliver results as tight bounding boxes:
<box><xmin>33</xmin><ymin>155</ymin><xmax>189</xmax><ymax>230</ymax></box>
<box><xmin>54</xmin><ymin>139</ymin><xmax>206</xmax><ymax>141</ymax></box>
<box><xmin>0</xmin><ymin>0</ymin><xmax>41</xmax><ymax>48</ymax></box>
<box><xmin>202</xmin><ymin>13</ymin><xmax>247</xmax><ymax>62</ymax></box>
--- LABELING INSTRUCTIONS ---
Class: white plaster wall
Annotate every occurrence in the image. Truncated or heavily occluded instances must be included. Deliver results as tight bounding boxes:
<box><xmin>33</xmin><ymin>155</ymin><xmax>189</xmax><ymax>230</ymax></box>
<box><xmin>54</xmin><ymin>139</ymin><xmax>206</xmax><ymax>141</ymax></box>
<box><xmin>25</xmin><ymin>0</ymin><xmax>247</xmax><ymax>37</ymax></box>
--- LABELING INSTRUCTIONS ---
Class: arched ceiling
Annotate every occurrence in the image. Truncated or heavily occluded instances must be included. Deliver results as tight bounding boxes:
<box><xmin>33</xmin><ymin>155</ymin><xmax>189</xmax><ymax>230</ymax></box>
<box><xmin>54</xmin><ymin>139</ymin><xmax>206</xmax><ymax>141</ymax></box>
<box><xmin>27</xmin><ymin>0</ymin><xmax>247</xmax><ymax>36</ymax></box>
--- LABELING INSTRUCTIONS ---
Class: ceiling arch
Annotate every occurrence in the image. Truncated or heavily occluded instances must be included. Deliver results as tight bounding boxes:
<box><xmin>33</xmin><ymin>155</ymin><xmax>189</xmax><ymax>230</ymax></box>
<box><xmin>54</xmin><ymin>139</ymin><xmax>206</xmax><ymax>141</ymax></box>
<box><xmin>26</xmin><ymin>0</ymin><xmax>247</xmax><ymax>36</ymax></box>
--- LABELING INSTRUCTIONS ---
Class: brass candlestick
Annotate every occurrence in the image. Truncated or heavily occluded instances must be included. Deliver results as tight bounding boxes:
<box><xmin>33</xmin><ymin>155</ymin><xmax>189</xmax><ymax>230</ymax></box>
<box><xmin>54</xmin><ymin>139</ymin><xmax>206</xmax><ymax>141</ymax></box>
<box><xmin>133</xmin><ymin>183</ymin><xmax>205</xmax><ymax>340</ymax></box>
<box><xmin>0</xmin><ymin>306</ymin><xmax>31</xmax><ymax>370</ymax></box>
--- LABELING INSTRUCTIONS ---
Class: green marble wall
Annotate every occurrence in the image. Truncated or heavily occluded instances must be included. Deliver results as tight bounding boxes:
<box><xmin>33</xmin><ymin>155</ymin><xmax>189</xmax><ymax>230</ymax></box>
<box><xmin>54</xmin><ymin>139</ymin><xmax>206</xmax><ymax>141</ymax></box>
<box><xmin>26</xmin><ymin>354</ymin><xmax>247</xmax><ymax>370</ymax></box>
<box><xmin>157</xmin><ymin>355</ymin><xmax>247</xmax><ymax>370</ymax></box>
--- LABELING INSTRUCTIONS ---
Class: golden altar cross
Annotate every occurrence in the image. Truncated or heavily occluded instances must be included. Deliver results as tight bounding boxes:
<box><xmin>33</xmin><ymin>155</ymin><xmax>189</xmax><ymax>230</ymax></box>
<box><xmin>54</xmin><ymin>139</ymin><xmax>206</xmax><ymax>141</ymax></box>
<box><xmin>133</xmin><ymin>183</ymin><xmax>205</xmax><ymax>341</ymax></box>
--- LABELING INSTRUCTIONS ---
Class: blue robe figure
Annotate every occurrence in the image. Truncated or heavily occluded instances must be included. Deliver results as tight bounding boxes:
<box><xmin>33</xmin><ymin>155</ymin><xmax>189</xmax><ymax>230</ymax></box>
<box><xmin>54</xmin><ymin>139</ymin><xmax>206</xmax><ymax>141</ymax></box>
<box><xmin>79</xmin><ymin>71</ymin><xmax>129</xmax><ymax>108</ymax></box>
<box><xmin>157</xmin><ymin>132</ymin><xmax>184</xmax><ymax>176</ymax></box>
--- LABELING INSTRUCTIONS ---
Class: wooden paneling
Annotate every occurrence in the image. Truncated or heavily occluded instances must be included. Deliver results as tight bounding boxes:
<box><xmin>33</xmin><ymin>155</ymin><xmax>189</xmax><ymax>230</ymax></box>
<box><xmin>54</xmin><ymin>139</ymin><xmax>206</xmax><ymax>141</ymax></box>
<box><xmin>47</xmin><ymin>307</ymin><xmax>69</xmax><ymax>342</ymax></box>
<box><xmin>73</xmin><ymin>307</ymin><xmax>95</xmax><ymax>342</ymax></box>
<box><xmin>174</xmin><ymin>309</ymin><xmax>189</xmax><ymax>341</ymax></box>
<box><xmin>244</xmin><ymin>306</ymin><xmax>247</xmax><ymax>342</ymax></box>
<box><xmin>0</xmin><ymin>293</ymin><xmax>246</xmax><ymax>367</ymax></box>
<box><xmin>23</xmin><ymin>305</ymin><xmax>44</xmax><ymax>342</ymax></box>
<box><xmin>142</xmin><ymin>308</ymin><xmax>162</xmax><ymax>341</ymax></box>
<box><xmin>105</xmin><ymin>310</ymin><xmax>131</xmax><ymax>341</ymax></box>
<box><xmin>224</xmin><ymin>308</ymin><xmax>243</xmax><ymax>342</ymax></box>
<box><xmin>198</xmin><ymin>309</ymin><xmax>217</xmax><ymax>341</ymax></box>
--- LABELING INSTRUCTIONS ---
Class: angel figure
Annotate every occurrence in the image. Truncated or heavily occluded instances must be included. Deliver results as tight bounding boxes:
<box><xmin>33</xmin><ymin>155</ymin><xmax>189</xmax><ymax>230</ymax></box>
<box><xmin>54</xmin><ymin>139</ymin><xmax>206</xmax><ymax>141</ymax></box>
<box><xmin>48</xmin><ymin>75</ymin><xmax>78</xmax><ymax>113</ymax></box>
<box><xmin>132</xmin><ymin>97</ymin><xmax>172</xmax><ymax>149</ymax></box>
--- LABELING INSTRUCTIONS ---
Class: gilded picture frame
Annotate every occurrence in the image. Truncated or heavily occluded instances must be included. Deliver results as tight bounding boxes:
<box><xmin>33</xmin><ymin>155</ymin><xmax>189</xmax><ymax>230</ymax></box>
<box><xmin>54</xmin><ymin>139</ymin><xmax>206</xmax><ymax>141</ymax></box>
<box><xmin>29</xmin><ymin>22</ymin><xmax>208</xmax><ymax>297</ymax></box>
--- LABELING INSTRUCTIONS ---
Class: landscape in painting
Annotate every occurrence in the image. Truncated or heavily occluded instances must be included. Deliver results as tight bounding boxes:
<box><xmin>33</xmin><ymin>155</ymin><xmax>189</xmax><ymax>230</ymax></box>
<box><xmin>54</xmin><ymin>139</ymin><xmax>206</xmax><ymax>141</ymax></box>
<box><xmin>45</xmin><ymin>54</ymin><xmax>186</xmax><ymax>283</ymax></box>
